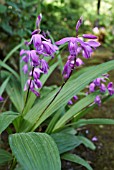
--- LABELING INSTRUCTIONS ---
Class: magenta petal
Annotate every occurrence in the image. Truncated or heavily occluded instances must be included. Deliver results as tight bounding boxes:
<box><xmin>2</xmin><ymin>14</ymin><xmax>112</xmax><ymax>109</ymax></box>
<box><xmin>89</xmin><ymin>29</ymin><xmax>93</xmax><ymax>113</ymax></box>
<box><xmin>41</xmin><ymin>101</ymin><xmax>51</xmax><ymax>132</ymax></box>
<box><xmin>89</xmin><ymin>83</ymin><xmax>96</xmax><ymax>92</ymax></box>
<box><xmin>94</xmin><ymin>95</ymin><xmax>101</xmax><ymax>106</ymax></box>
<box><xmin>86</xmin><ymin>41</ymin><xmax>100</xmax><ymax>47</ymax></box>
<box><xmin>68</xmin><ymin>100</ymin><xmax>73</xmax><ymax>105</ymax></box>
<box><xmin>36</xmin><ymin>13</ymin><xmax>42</xmax><ymax>28</ymax></box>
<box><xmin>100</xmin><ymin>83</ymin><xmax>106</xmax><ymax>93</ymax></box>
<box><xmin>107</xmin><ymin>82</ymin><xmax>113</xmax><ymax>88</ymax></box>
<box><xmin>76</xmin><ymin>16</ymin><xmax>83</xmax><ymax>33</ymax></box>
<box><xmin>56</xmin><ymin>37</ymin><xmax>73</xmax><ymax>45</ymax></box>
<box><xmin>83</xmin><ymin>34</ymin><xmax>97</xmax><ymax>39</ymax></box>
<box><xmin>76</xmin><ymin>58</ymin><xmax>84</xmax><ymax>66</ymax></box>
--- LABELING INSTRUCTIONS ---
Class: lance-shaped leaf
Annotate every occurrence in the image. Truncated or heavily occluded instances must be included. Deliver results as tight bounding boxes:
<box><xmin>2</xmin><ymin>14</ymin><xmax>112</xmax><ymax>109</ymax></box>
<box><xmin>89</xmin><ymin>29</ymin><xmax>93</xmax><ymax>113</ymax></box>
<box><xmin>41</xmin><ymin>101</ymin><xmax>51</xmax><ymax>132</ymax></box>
<box><xmin>51</xmin><ymin>132</ymin><xmax>81</xmax><ymax>154</ymax></box>
<box><xmin>0</xmin><ymin>111</ymin><xmax>19</xmax><ymax>134</ymax></box>
<box><xmin>73</xmin><ymin>118</ymin><xmax>114</xmax><ymax>128</ymax></box>
<box><xmin>0</xmin><ymin>149</ymin><xmax>13</xmax><ymax>165</ymax></box>
<box><xmin>0</xmin><ymin>77</ymin><xmax>10</xmax><ymax>96</ymax></box>
<box><xmin>9</xmin><ymin>132</ymin><xmax>61</xmax><ymax>170</ymax></box>
<box><xmin>61</xmin><ymin>153</ymin><xmax>93</xmax><ymax>170</ymax></box>
<box><xmin>0</xmin><ymin>60</ymin><xmax>19</xmax><ymax>80</ymax></box>
<box><xmin>53</xmin><ymin>92</ymin><xmax>99</xmax><ymax>131</ymax></box>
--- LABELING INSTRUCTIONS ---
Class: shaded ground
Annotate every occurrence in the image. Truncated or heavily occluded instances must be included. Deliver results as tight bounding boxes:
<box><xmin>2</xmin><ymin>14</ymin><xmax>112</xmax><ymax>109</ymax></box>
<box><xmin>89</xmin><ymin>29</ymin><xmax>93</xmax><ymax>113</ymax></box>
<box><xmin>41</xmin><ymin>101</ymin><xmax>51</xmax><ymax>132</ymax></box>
<box><xmin>62</xmin><ymin>99</ymin><xmax>114</xmax><ymax>170</ymax></box>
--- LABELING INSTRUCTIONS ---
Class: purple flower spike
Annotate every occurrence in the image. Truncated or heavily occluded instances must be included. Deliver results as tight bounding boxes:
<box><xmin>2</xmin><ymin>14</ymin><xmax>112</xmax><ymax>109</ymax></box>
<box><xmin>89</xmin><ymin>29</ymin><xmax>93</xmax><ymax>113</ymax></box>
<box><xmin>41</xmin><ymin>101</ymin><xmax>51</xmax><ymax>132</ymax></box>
<box><xmin>100</xmin><ymin>83</ymin><xmax>106</xmax><ymax>93</ymax></box>
<box><xmin>94</xmin><ymin>95</ymin><xmax>101</xmax><ymax>106</ymax></box>
<box><xmin>68</xmin><ymin>100</ymin><xmax>73</xmax><ymax>105</ymax></box>
<box><xmin>36</xmin><ymin>13</ymin><xmax>42</xmax><ymax>28</ymax></box>
<box><xmin>0</xmin><ymin>96</ymin><xmax>4</xmax><ymax>102</ymax></box>
<box><xmin>83</xmin><ymin>34</ymin><xmax>97</xmax><ymax>39</ymax></box>
<box><xmin>76</xmin><ymin>16</ymin><xmax>83</xmax><ymax>33</ymax></box>
<box><xmin>89</xmin><ymin>83</ymin><xmax>96</xmax><ymax>92</ymax></box>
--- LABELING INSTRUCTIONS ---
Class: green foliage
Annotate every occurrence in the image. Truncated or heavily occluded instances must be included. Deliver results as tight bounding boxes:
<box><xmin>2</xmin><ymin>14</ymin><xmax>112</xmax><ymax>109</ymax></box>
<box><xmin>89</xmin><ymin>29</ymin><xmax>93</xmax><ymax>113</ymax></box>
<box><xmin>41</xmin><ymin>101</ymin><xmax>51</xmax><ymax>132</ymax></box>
<box><xmin>62</xmin><ymin>153</ymin><xmax>93</xmax><ymax>170</ymax></box>
<box><xmin>0</xmin><ymin>149</ymin><xmax>12</xmax><ymax>165</ymax></box>
<box><xmin>51</xmin><ymin>132</ymin><xmax>81</xmax><ymax>154</ymax></box>
<box><xmin>9</xmin><ymin>132</ymin><xmax>61</xmax><ymax>170</ymax></box>
<box><xmin>0</xmin><ymin>111</ymin><xmax>19</xmax><ymax>134</ymax></box>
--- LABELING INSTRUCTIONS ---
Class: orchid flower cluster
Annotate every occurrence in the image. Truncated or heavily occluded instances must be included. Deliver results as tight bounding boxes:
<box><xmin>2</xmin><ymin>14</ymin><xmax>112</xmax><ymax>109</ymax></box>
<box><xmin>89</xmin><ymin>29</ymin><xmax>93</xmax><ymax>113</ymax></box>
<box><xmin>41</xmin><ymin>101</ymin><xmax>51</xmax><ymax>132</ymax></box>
<box><xmin>20</xmin><ymin>14</ymin><xmax>58</xmax><ymax>96</ymax></box>
<box><xmin>89</xmin><ymin>74</ymin><xmax>114</xmax><ymax>106</ymax></box>
<box><xmin>56</xmin><ymin>17</ymin><xmax>100</xmax><ymax>79</ymax></box>
<box><xmin>20</xmin><ymin>15</ymin><xmax>101</xmax><ymax>99</ymax></box>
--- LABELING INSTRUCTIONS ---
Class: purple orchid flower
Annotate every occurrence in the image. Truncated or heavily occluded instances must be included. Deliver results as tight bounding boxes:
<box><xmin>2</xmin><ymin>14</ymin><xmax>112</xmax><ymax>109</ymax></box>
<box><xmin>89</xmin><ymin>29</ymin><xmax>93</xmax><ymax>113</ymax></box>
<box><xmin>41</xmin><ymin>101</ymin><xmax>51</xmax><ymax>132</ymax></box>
<box><xmin>36</xmin><ymin>13</ymin><xmax>42</xmax><ymax>29</ymax></box>
<box><xmin>100</xmin><ymin>83</ymin><xmax>106</xmax><ymax>93</ymax></box>
<box><xmin>62</xmin><ymin>60</ymin><xmax>72</xmax><ymax>79</ymax></box>
<box><xmin>73</xmin><ymin>95</ymin><xmax>78</xmax><ymax>101</ymax></box>
<box><xmin>89</xmin><ymin>82</ymin><xmax>96</xmax><ymax>92</ymax></box>
<box><xmin>29</xmin><ymin>68</ymin><xmax>43</xmax><ymax>79</ymax></box>
<box><xmin>24</xmin><ymin>79</ymin><xmax>41</xmax><ymax>97</ymax></box>
<box><xmin>107</xmin><ymin>82</ymin><xmax>114</xmax><ymax>95</ymax></box>
<box><xmin>56</xmin><ymin>26</ymin><xmax>100</xmax><ymax>59</ymax></box>
<box><xmin>68</xmin><ymin>100</ymin><xmax>73</xmax><ymax>105</ymax></box>
<box><xmin>76</xmin><ymin>16</ymin><xmax>83</xmax><ymax>33</ymax></box>
<box><xmin>22</xmin><ymin>64</ymin><xmax>28</xmax><ymax>74</ymax></box>
<box><xmin>26</xmin><ymin>34</ymin><xmax>58</xmax><ymax>58</ymax></box>
<box><xmin>76</xmin><ymin>58</ymin><xmax>84</xmax><ymax>66</ymax></box>
<box><xmin>94</xmin><ymin>95</ymin><xmax>101</xmax><ymax>106</ymax></box>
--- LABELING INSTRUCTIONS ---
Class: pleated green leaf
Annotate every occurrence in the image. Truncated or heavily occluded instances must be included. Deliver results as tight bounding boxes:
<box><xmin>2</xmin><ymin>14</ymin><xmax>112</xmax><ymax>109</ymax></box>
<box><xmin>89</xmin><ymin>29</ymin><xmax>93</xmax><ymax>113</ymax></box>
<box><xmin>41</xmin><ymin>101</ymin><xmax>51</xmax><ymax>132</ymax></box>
<box><xmin>9</xmin><ymin>132</ymin><xmax>61</xmax><ymax>170</ymax></box>
<box><xmin>73</xmin><ymin>118</ymin><xmax>114</xmax><ymax>128</ymax></box>
<box><xmin>0</xmin><ymin>60</ymin><xmax>19</xmax><ymax>80</ymax></box>
<box><xmin>62</xmin><ymin>153</ymin><xmax>93</xmax><ymax>170</ymax></box>
<box><xmin>0</xmin><ymin>77</ymin><xmax>10</xmax><ymax>96</ymax></box>
<box><xmin>0</xmin><ymin>149</ymin><xmax>13</xmax><ymax>165</ymax></box>
<box><xmin>77</xmin><ymin>136</ymin><xmax>96</xmax><ymax>150</ymax></box>
<box><xmin>0</xmin><ymin>111</ymin><xmax>19</xmax><ymax>134</ymax></box>
<box><xmin>3</xmin><ymin>42</ymin><xmax>24</xmax><ymax>63</ymax></box>
<box><xmin>51</xmin><ymin>132</ymin><xmax>81</xmax><ymax>154</ymax></box>
<box><xmin>20</xmin><ymin>60</ymin><xmax>114</xmax><ymax>132</ymax></box>
<box><xmin>53</xmin><ymin>92</ymin><xmax>99</xmax><ymax>131</ymax></box>
<box><xmin>6</xmin><ymin>78</ymin><xmax>24</xmax><ymax>113</ymax></box>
